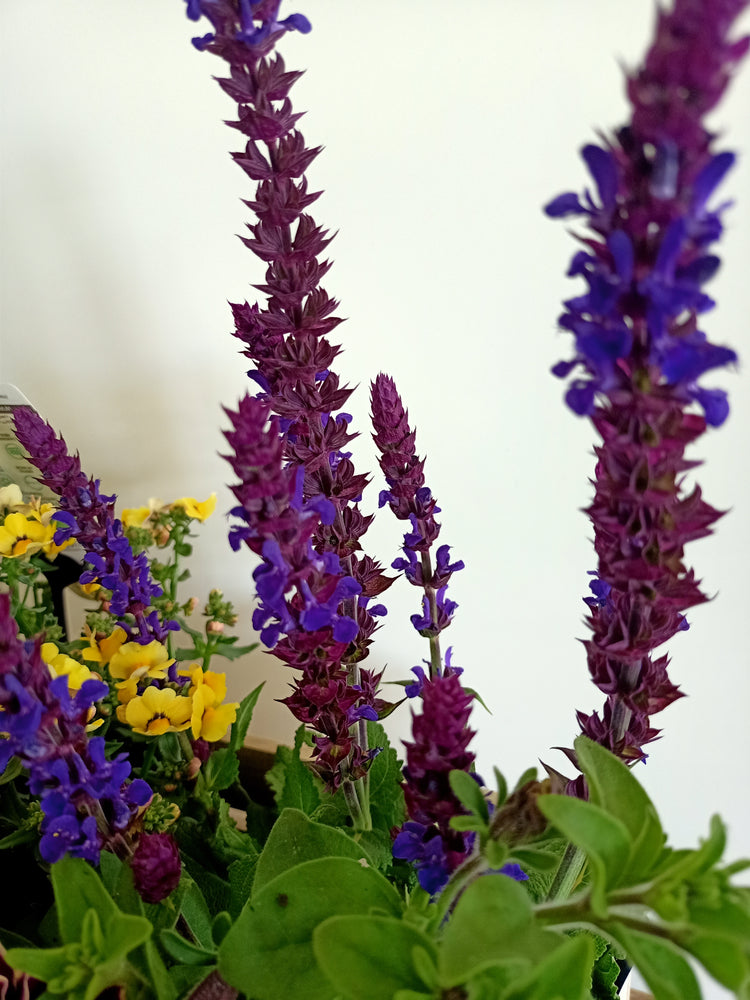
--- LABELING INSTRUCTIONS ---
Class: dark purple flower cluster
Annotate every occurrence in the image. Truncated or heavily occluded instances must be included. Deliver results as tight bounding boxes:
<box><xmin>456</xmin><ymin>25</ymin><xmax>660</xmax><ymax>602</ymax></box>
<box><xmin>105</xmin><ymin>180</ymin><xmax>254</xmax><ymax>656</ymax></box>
<box><xmin>12</xmin><ymin>408</ymin><xmax>177</xmax><ymax>644</ymax></box>
<box><xmin>546</xmin><ymin>0</ymin><xmax>748</xmax><ymax>770</ymax></box>
<box><xmin>224</xmin><ymin>395</ymin><xmax>383</xmax><ymax>786</ymax></box>
<box><xmin>370</xmin><ymin>374</ymin><xmax>463</xmax><ymax>653</ymax></box>
<box><xmin>392</xmin><ymin>669</ymin><xmax>476</xmax><ymax>894</ymax></box>
<box><xmin>187</xmin><ymin>2</ymin><xmax>394</xmax><ymax>790</ymax></box>
<box><xmin>0</xmin><ymin>594</ymin><xmax>151</xmax><ymax>865</ymax></box>
<box><xmin>131</xmin><ymin>831</ymin><xmax>182</xmax><ymax>904</ymax></box>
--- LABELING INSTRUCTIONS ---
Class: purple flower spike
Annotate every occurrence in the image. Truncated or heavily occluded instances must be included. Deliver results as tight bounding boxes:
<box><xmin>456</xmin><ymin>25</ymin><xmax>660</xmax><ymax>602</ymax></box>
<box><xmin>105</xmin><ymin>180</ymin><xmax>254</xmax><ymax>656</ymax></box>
<box><xmin>393</xmin><ymin>669</ymin><xmax>477</xmax><ymax>893</ymax></box>
<box><xmin>12</xmin><ymin>408</ymin><xmax>176</xmax><ymax>643</ymax></box>
<box><xmin>0</xmin><ymin>593</ymin><xmax>150</xmax><ymax>866</ymax></box>
<box><xmin>547</xmin><ymin>0</ymin><xmax>748</xmax><ymax>776</ymax></box>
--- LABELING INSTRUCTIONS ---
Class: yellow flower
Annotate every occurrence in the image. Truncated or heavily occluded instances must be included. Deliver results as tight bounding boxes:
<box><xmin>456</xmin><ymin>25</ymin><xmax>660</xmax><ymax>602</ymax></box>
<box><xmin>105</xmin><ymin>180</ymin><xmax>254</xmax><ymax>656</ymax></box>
<box><xmin>171</xmin><ymin>494</ymin><xmax>217</xmax><ymax>522</ymax></box>
<box><xmin>108</xmin><ymin>640</ymin><xmax>174</xmax><ymax>682</ymax></box>
<box><xmin>180</xmin><ymin>665</ymin><xmax>238</xmax><ymax>742</ymax></box>
<box><xmin>115</xmin><ymin>676</ymin><xmax>140</xmax><ymax>723</ymax></box>
<box><xmin>124</xmin><ymin>686</ymin><xmax>193</xmax><ymax>736</ymax></box>
<box><xmin>81</xmin><ymin>626</ymin><xmax>128</xmax><ymax>666</ymax></box>
<box><xmin>0</xmin><ymin>512</ymin><xmax>55</xmax><ymax>558</ymax></box>
<box><xmin>121</xmin><ymin>506</ymin><xmax>152</xmax><ymax>529</ymax></box>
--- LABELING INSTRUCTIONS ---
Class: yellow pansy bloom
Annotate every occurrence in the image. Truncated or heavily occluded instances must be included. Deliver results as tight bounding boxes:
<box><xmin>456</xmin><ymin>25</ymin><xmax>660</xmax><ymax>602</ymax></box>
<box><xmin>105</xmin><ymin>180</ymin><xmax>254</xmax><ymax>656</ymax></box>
<box><xmin>108</xmin><ymin>640</ymin><xmax>174</xmax><ymax>682</ymax></box>
<box><xmin>0</xmin><ymin>512</ymin><xmax>56</xmax><ymax>558</ymax></box>
<box><xmin>180</xmin><ymin>665</ymin><xmax>238</xmax><ymax>742</ymax></box>
<box><xmin>121</xmin><ymin>506</ymin><xmax>152</xmax><ymax>529</ymax></box>
<box><xmin>124</xmin><ymin>686</ymin><xmax>192</xmax><ymax>736</ymax></box>
<box><xmin>115</xmin><ymin>676</ymin><xmax>140</xmax><ymax>723</ymax></box>
<box><xmin>81</xmin><ymin>626</ymin><xmax>128</xmax><ymax>666</ymax></box>
<box><xmin>171</xmin><ymin>494</ymin><xmax>217</xmax><ymax>522</ymax></box>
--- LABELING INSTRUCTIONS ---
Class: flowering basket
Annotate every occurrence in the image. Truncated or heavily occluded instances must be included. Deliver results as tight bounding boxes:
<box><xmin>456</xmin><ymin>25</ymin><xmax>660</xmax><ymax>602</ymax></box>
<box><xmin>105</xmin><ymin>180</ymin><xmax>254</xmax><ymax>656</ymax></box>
<box><xmin>1</xmin><ymin>2</ymin><xmax>749</xmax><ymax>999</ymax></box>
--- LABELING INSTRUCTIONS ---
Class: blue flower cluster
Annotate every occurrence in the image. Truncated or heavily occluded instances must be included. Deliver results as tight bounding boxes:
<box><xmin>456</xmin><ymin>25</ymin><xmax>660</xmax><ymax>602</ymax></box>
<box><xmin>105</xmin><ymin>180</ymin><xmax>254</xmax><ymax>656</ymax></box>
<box><xmin>0</xmin><ymin>595</ymin><xmax>150</xmax><ymax>864</ymax></box>
<box><xmin>546</xmin><ymin>143</ymin><xmax>738</xmax><ymax>425</ymax></box>
<box><xmin>184</xmin><ymin>0</ymin><xmax>311</xmax><ymax>52</ymax></box>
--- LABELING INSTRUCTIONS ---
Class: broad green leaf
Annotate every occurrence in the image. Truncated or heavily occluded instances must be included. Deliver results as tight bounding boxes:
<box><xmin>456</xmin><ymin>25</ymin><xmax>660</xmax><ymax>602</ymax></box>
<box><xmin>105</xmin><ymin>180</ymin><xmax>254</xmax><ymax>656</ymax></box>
<box><xmin>608</xmin><ymin>922</ymin><xmax>701</xmax><ymax>1000</ymax></box>
<box><xmin>503</xmin><ymin>933</ymin><xmax>595</xmax><ymax>1000</ymax></box>
<box><xmin>4</xmin><ymin>945</ymin><xmax>73</xmax><ymax>983</ymax></box>
<box><xmin>253</xmin><ymin>808</ymin><xmax>373</xmax><ymax>894</ymax></box>
<box><xmin>537</xmin><ymin>795</ymin><xmax>631</xmax><ymax>916</ymax></box>
<box><xmin>228</xmin><ymin>682</ymin><xmax>264</xmax><ymax>752</ymax></box>
<box><xmin>679</xmin><ymin>928</ymin><xmax>750</xmax><ymax>991</ymax></box>
<box><xmin>51</xmin><ymin>856</ymin><xmax>117</xmax><ymax>943</ymax></box>
<box><xmin>574</xmin><ymin>736</ymin><xmax>665</xmax><ymax>882</ymax></box>
<box><xmin>439</xmin><ymin>873</ymin><xmax>558</xmax><ymax>986</ymax></box>
<box><xmin>449</xmin><ymin>770</ymin><xmax>490</xmax><ymax>823</ymax></box>
<box><xmin>313</xmin><ymin>915</ymin><xmax>437</xmax><ymax>1000</ymax></box>
<box><xmin>219</xmin><ymin>856</ymin><xmax>402</xmax><ymax>1000</ymax></box>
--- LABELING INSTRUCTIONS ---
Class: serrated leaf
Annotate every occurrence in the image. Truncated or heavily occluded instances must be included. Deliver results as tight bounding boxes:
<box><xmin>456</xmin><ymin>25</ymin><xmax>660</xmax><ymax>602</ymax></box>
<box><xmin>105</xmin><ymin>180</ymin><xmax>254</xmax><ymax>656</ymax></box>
<box><xmin>219</xmin><ymin>857</ymin><xmax>403</xmax><ymax>1000</ymax></box>
<box><xmin>202</xmin><ymin>747</ymin><xmax>239</xmax><ymax>792</ymax></box>
<box><xmin>313</xmin><ymin>915</ymin><xmax>437</xmax><ymax>1000</ymax></box>
<box><xmin>228</xmin><ymin>682</ymin><xmax>264</xmax><ymax>751</ymax></box>
<box><xmin>366</xmin><ymin>721</ymin><xmax>405</xmax><ymax>832</ymax></box>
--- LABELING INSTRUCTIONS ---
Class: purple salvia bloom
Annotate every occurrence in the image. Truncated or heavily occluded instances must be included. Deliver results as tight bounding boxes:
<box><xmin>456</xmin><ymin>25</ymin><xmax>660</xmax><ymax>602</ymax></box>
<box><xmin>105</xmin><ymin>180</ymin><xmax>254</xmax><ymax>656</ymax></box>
<box><xmin>0</xmin><ymin>593</ymin><xmax>150</xmax><ymax>865</ymax></box>
<box><xmin>131</xmin><ymin>832</ymin><xmax>182</xmax><ymax>904</ymax></box>
<box><xmin>370</xmin><ymin>373</ymin><xmax>463</xmax><ymax>667</ymax></box>
<box><xmin>546</xmin><ymin>0</ymin><xmax>748</xmax><ymax>772</ymax></box>
<box><xmin>188</xmin><ymin>2</ymin><xmax>392</xmax><ymax>790</ymax></box>
<box><xmin>12</xmin><ymin>408</ymin><xmax>177</xmax><ymax>643</ymax></box>
<box><xmin>223</xmin><ymin>394</ymin><xmax>382</xmax><ymax>787</ymax></box>
<box><xmin>393</xmin><ymin>668</ymin><xmax>477</xmax><ymax>893</ymax></box>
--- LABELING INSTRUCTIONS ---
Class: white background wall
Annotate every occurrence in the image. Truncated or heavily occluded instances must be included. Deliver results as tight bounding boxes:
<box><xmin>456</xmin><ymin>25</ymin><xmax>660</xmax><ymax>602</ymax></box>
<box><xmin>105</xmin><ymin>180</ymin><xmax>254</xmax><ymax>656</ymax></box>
<box><xmin>2</xmin><ymin>3</ymin><xmax>749</xmax><ymax>991</ymax></box>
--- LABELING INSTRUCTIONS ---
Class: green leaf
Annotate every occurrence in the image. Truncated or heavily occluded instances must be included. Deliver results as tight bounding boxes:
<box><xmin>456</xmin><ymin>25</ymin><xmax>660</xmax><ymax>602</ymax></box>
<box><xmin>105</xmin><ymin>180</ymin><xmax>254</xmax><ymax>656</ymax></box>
<box><xmin>160</xmin><ymin>928</ymin><xmax>216</xmax><ymax>966</ymax></box>
<box><xmin>679</xmin><ymin>928</ymin><xmax>750</xmax><ymax>992</ymax></box>
<box><xmin>503</xmin><ymin>933</ymin><xmax>595</xmax><ymax>1000</ymax></box>
<box><xmin>0</xmin><ymin>756</ymin><xmax>23</xmax><ymax>784</ymax></box>
<box><xmin>180</xmin><ymin>877</ymin><xmax>216</xmax><ymax>950</ymax></box>
<box><xmin>213</xmin><ymin>639</ymin><xmax>259</xmax><ymax>661</ymax></box>
<box><xmin>449</xmin><ymin>770</ymin><xmax>490</xmax><ymax>823</ymax></box>
<box><xmin>219</xmin><ymin>857</ymin><xmax>402</xmax><ymax>1000</ymax></box>
<box><xmin>366</xmin><ymin>721</ymin><xmax>406</xmax><ymax>833</ymax></box>
<box><xmin>228</xmin><ymin>682</ymin><xmax>265</xmax><ymax>751</ymax></box>
<box><xmin>4</xmin><ymin>945</ymin><xmax>73</xmax><ymax>984</ymax></box>
<box><xmin>265</xmin><ymin>727</ymin><xmax>324</xmax><ymax>816</ymax></box>
<box><xmin>493</xmin><ymin>767</ymin><xmax>508</xmax><ymax>809</ymax></box>
<box><xmin>228</xmin><ymin>855</ymin><xmax>257</xmax><ymax>919</ymax></box>
<box><xmin>536</xmin><ymin>795</ymin><xmax>631</xmax><ymax>916</ymax></box>
<box><xmin>313</xmin><ymin>915</ymin><xmax>437</xmax><ymax>1000</ymax></box>
<box><xmin>202</xmin><ymin>747</ymin><xmax>239</xmax><ymax>792</ymax></box>
<box><xmin>574</xmin><ymin>735</ymin><xmax>665</xmax><ymax>883</ymax></box>
<box><xmin>608</xmin><ymin>922</ymin><xmax>702</xmax><ymax>1000</ymax></box>
<box><xmin>51</xmin><ymin>856</ymin><xmax>117</xmax><ymax>943</ymax></box>
<box><xmin>439</xmin><ymin>873</ymin><xmax>558</xmax><ymax>986</ymax></box>
<box><xmin>253</xmin><ymin>808</ymin><xmax>373</xmax><ymax>894</ymax></box>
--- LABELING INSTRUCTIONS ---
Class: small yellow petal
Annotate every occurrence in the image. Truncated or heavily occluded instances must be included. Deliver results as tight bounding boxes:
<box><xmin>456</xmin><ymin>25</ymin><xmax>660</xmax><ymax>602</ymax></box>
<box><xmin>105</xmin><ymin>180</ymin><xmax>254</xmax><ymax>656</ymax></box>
<box><xmin>121</xmin><ymin>506</ymin><xmax>151</xmax><ymax>529</ymax></box>
<box><xmin>172</xmin><ymin>494</ymin><xmax>217</xmax><ymax>522</ymax></box>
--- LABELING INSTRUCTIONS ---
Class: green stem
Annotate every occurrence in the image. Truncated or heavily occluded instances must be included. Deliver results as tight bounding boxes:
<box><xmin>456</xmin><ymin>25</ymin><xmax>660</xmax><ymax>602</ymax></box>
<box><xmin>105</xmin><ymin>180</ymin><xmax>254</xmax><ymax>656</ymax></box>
<box><xmin>546</xmin><ymin>842</ymin><xmax>586</xmax><ymax>901</ymax></box>
<box><xmin>420</xmin><ymin>552</ymin><xmax>442</xmax><ymax>680</ymax></box>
